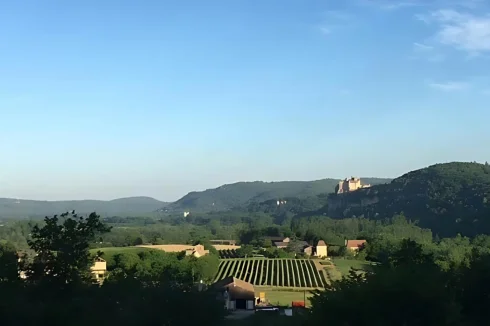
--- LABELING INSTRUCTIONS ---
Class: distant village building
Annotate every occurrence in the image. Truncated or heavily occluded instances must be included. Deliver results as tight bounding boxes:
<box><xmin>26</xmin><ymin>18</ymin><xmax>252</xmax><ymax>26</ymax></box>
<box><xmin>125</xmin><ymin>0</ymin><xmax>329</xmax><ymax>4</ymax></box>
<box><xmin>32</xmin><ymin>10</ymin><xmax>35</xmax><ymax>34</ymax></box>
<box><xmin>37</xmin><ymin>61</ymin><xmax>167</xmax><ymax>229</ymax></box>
<box><xmin>183</xmin><ymin>211</ymin><xmax>190</xmax><ymax>218</ymax></box>
<box><xmin>345</xmin><ymin>239</ymin><xmax>367</xmax><ymax>251</ymax></box>
<box><xmin>335</xmin><ymin>177</ymin><xmax>371</xmax><ymax>194</ymax></box>
<box><xmin>315</xmin><ymin>240</ymin><xmax>328</xmax><ymax>258</ymax></box>
<box><xmin>303</xmin><ymin>245</ymin><xmax>313</xmax><ymax>256</ymax></box>
<box><xmin>91</xmin><ymin>257</ymin><xmax>107</xmax><ymax>284</ymax></box>
<box><xmin>276</xmin><ymin>200</ymin><xmax>287</xmax><ymax>206</ymax></box>
<box><xmin>263</xmin><ymin>236</ymin><xmax>291</xmax><ymax>248</ymax></box>
<box><xmin>187</xmin><ymin>244</ymin><xmax>209</xmax><ymax>258</ymax></box>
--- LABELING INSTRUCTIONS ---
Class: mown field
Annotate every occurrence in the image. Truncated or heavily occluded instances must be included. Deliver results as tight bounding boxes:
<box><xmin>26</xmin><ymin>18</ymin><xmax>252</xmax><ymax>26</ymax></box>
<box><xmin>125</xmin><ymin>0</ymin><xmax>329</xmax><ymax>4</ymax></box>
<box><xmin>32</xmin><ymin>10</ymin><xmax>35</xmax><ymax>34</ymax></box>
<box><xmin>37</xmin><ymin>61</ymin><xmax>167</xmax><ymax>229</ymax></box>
<box><xmin>214</xmin><ymin>258</ymin><xmax>328</xmax><ymax>288</ymax></box>
<box><xmin>332</xmin><ymin>258</ymin><xmax>373</xmax><ymax>275</ymax></box>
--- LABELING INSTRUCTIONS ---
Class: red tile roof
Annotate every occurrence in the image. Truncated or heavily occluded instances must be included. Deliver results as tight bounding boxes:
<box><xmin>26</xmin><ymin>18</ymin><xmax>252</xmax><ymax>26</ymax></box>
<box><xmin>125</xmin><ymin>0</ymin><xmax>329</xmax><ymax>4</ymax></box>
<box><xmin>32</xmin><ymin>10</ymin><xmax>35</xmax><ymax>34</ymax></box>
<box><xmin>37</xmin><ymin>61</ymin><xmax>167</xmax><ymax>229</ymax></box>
<box><xmin>346</xmin><ymin>240</ymin><xmax>367</xmax><ymax>249</ymax></box>
<box><xmin>317</xmin><ymin>240</ymin><xmax>327</xmax><ymax>246</ymax></box>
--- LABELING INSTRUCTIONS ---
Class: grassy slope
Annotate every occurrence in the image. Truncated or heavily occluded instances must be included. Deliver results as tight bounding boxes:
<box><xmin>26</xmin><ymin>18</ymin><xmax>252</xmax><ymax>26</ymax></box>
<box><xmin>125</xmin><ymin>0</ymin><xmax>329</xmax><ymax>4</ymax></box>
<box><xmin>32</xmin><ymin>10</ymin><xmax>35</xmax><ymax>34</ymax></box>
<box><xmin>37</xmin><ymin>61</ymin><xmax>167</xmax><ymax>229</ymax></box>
<box><xmin>0</xmin><ymin>197</ymin><xmax>168</xmax><ymax>218</ymax></box>
<box><xmin>167</xmin><ymin>178</ymin><xmax>391</xmax><ymax>212</ymax></box>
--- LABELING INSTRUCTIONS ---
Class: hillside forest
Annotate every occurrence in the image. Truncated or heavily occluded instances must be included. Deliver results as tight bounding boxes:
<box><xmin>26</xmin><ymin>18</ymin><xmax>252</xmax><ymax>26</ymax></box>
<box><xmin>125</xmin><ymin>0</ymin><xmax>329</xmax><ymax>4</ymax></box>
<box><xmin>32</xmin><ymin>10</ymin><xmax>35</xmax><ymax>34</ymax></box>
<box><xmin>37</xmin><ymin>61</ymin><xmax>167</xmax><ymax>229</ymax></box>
<box><xmin>1</xmin><ymin>162</ymin><xmax>490</xmax><ymax>325</ymax></box>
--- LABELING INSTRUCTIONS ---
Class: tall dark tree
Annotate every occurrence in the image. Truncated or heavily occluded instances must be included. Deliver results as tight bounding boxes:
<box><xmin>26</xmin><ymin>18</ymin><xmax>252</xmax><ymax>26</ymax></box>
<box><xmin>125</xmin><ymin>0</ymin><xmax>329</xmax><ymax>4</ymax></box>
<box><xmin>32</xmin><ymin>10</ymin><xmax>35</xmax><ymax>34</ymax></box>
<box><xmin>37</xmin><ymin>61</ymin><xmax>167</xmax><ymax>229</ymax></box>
<box><xmin>0</xmin><ymin>242</ymin><xmax>19</xmax><ymax>283</ymax></box>
<box><xmin>25</xmin><ymin>211</ymin><xmax>110</xmax><ymax>286</ymax></box>
<box><xmin>309</xmin><ymin>240</ymin><xmax>459</xmax><ymax>326</ymax></box>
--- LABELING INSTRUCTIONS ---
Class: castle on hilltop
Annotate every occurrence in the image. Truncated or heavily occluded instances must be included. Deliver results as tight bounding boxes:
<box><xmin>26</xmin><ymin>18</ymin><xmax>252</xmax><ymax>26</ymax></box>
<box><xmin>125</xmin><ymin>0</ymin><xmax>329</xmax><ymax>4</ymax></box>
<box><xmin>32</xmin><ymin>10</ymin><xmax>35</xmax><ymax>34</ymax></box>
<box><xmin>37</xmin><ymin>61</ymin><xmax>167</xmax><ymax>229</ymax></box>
<box><xmin>335</xmin><ymin>177</ymin><xmax>370</xmax><ymax>194</ymax></box>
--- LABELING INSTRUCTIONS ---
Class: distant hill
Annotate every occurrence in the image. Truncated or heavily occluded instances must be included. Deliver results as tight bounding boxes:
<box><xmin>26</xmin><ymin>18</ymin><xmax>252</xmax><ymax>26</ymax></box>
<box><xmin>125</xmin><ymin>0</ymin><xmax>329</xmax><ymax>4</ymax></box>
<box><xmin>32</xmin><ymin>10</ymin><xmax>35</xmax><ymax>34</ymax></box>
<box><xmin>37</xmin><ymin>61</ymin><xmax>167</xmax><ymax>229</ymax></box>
<box><xmin>327</xmin><ymin>162</ymin><xmax>490</xmax><ymax>237</ymax></box>
<box><xmin>0</xmin><ymin>196</ymin><xmax>168</xmax><ymax>218</ymax></box>
<box><xmin>165</xmin><ymin>178</ymin><xmax>391</xmax><ymax>212</ymax></box>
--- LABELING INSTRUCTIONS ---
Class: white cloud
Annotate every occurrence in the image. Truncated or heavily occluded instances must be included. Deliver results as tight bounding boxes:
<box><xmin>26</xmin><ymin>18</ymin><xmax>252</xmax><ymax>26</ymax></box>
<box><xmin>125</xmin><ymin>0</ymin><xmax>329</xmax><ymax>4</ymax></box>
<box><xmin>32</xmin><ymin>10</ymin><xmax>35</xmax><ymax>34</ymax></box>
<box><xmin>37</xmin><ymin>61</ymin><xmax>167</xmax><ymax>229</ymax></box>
<box><xmin>428</xmin><ymin>81</ymin><xmax>470</xmax><ymax>91</ymax></box>
<box><xmin>318</xmin><ymin>10</ymin><xmax>354</xmax><ymax>35</ymax></box>
<box><xmin>411</xmin><ymin>42</ymin><xmax>445</xmax><ymax>61</ymax></box>
<box><xmin>413</xmin><ymin>42</ymin><xmax>434</xmax><ymax>50</ymax></box>
<box><xmin>418</xmin><ymin>9</ymin><xmax>490</xmax><ymax>55</ymax></box>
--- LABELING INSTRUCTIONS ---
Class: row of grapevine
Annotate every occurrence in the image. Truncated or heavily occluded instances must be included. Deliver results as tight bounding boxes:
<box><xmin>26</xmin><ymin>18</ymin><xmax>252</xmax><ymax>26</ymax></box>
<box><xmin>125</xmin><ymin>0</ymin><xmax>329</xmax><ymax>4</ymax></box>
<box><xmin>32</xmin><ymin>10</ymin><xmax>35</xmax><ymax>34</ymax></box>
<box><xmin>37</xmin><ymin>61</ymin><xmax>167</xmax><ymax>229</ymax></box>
<box><xmin>218</xmin><ymin>249</ymin><xmax>239</xmax><ymax>259</ymax></box>
<box><xmin>214</xmin><ymin>259</ymin><xmax>328</xmax><ymax>288</ymax></box>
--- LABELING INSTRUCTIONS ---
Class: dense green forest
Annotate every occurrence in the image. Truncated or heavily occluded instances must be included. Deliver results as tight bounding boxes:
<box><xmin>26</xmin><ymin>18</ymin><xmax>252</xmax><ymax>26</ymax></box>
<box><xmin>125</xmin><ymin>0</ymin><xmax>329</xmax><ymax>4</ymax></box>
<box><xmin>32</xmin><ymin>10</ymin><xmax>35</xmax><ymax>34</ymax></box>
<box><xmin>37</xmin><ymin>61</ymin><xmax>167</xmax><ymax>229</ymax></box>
<box><xmin>0</xmin><ymin>177</ymin><xmax>390</xmax><ymax>218</ymax></box>
<box><xmin>3</xmin><ymin>211</ymin><xmax>490</xmax><ymax>325</ymax></box>
<box><xmin>165</xmin><ymin>177</ymin><xmax>390</xmax><ymax>212</ymax></box>
<box><xmin>0</xmin><ymin>196</ymin><xmax>167</xmax><ymax>218</ymax></box>
<box><xmin>0</xmin><ymin>212</ymin><xmax>223</xmax><ymax>326</ymax></box>
<box><xmin>2</xmin><ymin>161</ymin><xmax>490</xmax><ymax>324</ymax></box>
<box><xmin>328</xmin><ymin>162</ymin><xmax>490</xmax><ymax>237</ymax></box>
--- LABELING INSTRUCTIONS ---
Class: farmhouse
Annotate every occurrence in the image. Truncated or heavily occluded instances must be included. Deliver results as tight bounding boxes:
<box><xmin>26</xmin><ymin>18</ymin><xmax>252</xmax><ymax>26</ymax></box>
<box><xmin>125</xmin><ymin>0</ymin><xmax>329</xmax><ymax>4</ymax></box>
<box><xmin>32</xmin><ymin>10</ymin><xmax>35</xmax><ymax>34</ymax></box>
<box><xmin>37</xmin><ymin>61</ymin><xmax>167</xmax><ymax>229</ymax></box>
<box><xmin>91</xmin><ymin>257</ymin><xmax>107</xmax><ymax>284</ymax></box>
<box><xmin>315</xmin><ymin>240</ymin><xmax>328</xmax><ymax>258</ymax></box>
<box><xmin>212</xmin><ymin>276</ymin><xmax>256</xmax><ymax>310</ymax></box>
<box><xmin>263</xmin><ymin>236</ymin><xmax>291</xmax><ymax>248</ymax></box>
<box><xmin>345</xmin><ymin>239</ymin><xmax>367</xmax><ymax>251</ymax></box>
<box><xmin>303</xmin><ymin>245</ymin><xmax>313</xmax><ymax>256</ymax></box>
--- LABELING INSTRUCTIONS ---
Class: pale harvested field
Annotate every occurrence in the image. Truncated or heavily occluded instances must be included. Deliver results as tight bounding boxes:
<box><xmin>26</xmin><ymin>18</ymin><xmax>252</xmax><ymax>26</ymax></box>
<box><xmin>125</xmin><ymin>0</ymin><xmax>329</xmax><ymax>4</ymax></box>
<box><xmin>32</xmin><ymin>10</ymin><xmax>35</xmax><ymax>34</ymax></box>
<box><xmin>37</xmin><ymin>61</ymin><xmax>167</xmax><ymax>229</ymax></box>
<box><xmin>213</xmin><ymin>244</ymin><xmax>241</xmax><ymax>250</ymax></box>
<box><xmin>137</xmin><ymin>244</ymin><xmax>195</xmax><ymax>252</ymax></box>
<box><xmin>136</xmin><ymin>244</ymin><xmax>241</xmax><ymax>252</ymax></box>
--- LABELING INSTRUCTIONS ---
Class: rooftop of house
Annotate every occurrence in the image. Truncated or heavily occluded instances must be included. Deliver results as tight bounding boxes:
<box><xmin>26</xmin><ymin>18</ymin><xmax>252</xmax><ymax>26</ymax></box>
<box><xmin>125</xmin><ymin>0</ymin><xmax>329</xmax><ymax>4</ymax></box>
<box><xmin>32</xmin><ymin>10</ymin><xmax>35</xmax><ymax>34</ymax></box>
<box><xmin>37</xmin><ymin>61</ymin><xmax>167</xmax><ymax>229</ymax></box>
<box><xmin>212</xmin><ymin>277</ymin><xmax>255</xmax><ymax>300</ymax></box>
<box><xmin>264</xmin><ymin>236</ymin><xmax>289</xmax><ymax>242</ymax></box>
<box><xmin>346</xmin><ymin>239</ymin><xmax>367</xmax><ymax>248</ymax></box>
<box><xmin>317</xmin><ymin>240</ymin><xmax>327</xmax><ymax>247</ymax></box>
<box><xmin>274</xmin><ymin>241</ymin><xmax>289</xmax><ymax>247</ymax></box>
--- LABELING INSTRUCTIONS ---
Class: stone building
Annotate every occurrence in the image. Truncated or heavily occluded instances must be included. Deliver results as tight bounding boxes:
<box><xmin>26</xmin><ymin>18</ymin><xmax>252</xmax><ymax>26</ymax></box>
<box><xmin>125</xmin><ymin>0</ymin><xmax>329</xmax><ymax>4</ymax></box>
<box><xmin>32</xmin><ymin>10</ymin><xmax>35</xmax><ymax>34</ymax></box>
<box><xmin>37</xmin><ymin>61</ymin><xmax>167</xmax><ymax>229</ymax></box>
<box><xmin>335</xmin><ymin>177</ymin><xmax>371</xmax><ymax>194</ymax></box>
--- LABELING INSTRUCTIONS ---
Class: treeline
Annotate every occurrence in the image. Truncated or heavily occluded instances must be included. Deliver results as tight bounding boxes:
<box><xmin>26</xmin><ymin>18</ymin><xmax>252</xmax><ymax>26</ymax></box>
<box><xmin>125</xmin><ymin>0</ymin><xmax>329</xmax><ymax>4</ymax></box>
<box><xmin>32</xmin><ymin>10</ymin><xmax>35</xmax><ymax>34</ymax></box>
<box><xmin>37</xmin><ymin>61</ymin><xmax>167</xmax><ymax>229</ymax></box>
<box><xmin>105</xmin><ymin>247</ymin><xmax>220</xmax><ymax>283</ymax></box>
<box><xmin>308</xmin><ymin>239</ymin><xmax>490</xmax><ymax>326</ymax></box>
<box><xmin>5</xmin><ymin>210</ymin><xmax>490</xmax><ymax>264</ymax></box>
<box><xmin>0</xmin><ymin>211</ymin><xmax>224</xmax><ymax>326</ymax></box>
<box><xmin>4</xmin><ymin>211</ymin><xmax>490</xmax><ymax>325</ymax></box>
<box><xmin>328</xmin><ymin>162</ymin><xmax>490</xmax><ymax>238</ymax></box>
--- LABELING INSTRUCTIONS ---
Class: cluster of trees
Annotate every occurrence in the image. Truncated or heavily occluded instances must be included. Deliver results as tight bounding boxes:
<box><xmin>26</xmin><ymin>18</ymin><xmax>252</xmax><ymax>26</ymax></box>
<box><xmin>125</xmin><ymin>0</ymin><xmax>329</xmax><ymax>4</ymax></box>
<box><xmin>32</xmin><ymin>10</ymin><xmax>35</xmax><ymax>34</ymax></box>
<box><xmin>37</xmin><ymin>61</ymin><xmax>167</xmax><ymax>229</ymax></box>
<box><xmin>165</xmin><ymin>178</ymin><xmax>393</xmax><ymax>212</ymax></box>
<box><xmin>0</xmin><ymin>211</ymin><xmax>224</xmax><ymax>326</ymax></box>
<box><xmin>4</xmin><ymin>210</ymin><xmax>490</xmax><ymax>325</ymax></box>
<box><xmin>7</xmin><ymin>209</ymin><xmax>490</xmax><ymax>270</ymax></box>
<box><xmin>308</xmin><ymin>239</ymin><xmax>490</xmax><ymax>326</ymax></box>
<box><xmin>330</xmin><ymin>162</ymin><xmax>490</xmax><ymax>237</ymax></box>
<box><xmin>106</xmin><ymin>246</ymin><xmax>220</xmax><ymax>283</ymax></box>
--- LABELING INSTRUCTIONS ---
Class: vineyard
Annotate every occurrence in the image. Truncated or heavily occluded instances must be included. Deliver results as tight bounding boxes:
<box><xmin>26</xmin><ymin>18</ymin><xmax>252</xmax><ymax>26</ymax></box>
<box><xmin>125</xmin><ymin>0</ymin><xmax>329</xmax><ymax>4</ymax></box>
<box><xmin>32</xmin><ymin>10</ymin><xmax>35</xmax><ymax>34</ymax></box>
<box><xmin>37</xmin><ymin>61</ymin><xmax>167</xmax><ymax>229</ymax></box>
<box><xmin>218</xmin><ymin>249</ymin><xmax>239</xmax><ymax>259</ymax></box>
<box><xmin>214</xmin><ymin>258</ymin><xmax>328</xmax><ymax>288</ymax></box>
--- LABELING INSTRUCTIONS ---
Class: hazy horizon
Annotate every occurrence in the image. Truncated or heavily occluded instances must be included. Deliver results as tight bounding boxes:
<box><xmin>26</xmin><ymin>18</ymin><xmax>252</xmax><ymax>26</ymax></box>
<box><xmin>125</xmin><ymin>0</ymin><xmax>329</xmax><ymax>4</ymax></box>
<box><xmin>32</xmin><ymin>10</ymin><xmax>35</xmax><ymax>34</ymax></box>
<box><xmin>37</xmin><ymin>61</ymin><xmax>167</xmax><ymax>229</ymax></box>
<box><xmin>1</xmin><ymin>160</ymin><xmax>484</xmax><ymax>202</ymax></box>
<box><xmin>1</xmin><ymin>0</ymin><xmax>489</xmax><ymax>201</ymax></box>
<box><xmin>3</xmin><ymin>173</ymin><xmax>399</xmax><ymax>202</ymax></box>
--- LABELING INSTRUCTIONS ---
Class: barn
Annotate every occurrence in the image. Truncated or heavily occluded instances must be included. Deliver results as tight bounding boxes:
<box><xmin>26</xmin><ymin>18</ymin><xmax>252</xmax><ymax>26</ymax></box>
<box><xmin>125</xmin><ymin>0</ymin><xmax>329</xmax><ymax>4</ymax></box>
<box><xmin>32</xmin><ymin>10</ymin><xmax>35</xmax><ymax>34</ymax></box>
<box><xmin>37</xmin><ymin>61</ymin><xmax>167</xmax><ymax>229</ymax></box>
<box><xmin>212</xmin><ymin>277</ymin><xmax>255</xmax><ymax>310</ymax></box>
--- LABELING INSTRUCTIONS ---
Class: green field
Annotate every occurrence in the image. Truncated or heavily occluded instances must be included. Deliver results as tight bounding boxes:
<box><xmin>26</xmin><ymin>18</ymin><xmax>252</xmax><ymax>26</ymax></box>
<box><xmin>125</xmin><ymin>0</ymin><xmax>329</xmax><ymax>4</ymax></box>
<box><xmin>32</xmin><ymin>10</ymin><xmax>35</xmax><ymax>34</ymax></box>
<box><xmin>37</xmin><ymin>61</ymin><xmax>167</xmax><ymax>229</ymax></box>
<box><xmin>255</xmin><ymin>287</ymin><xmax>314</xmax><ymax>306</ymax></box>
<box><xmin>332</xmin><ymin>259</ymin><xmax>373</xmax><ymax>276</ymax></box>
<box><xmin>215</xmin><ymin>258</ymin><xmax>327</xmax><ymax>289</ymax></box>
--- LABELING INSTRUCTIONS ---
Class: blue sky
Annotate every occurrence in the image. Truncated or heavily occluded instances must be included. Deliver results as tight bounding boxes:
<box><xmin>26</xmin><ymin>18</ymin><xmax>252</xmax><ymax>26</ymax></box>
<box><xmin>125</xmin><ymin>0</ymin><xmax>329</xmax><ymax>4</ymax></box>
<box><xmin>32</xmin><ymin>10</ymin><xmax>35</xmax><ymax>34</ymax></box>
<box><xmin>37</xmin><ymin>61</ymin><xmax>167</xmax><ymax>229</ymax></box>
<box><xmin>1</xmin><ymin>0</ymin><xmax>489</xmax><ymax>201</ymax></box>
